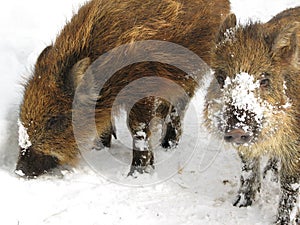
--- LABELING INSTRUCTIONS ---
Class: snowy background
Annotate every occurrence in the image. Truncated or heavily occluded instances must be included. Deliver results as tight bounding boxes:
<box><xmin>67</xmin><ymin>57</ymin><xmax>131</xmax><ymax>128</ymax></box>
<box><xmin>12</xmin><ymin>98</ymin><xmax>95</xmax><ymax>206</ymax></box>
<box><xmin>0</xmin><ymin>0</ymin><xmax>300</xmax><ymax>224</ymax></box>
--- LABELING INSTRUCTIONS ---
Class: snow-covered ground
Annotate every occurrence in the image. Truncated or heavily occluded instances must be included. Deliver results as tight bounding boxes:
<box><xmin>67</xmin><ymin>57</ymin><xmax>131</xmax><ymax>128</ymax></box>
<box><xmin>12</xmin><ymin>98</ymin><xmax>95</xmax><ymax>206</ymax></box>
<box><xmin>0</xmin><ymin>0</ymin><xmax>299</xmax><ymax>224</ymax></box>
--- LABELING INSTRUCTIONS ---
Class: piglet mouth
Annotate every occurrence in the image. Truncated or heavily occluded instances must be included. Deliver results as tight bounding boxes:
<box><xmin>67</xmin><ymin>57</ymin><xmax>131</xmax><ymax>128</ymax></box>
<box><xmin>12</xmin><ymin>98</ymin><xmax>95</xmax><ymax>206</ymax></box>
<box><xmin>224</xmin><ymin>128</ymin><xmax>253</xmax><ymax>146</ymax></box>
<box><xmin>15</xmin><ymin>147</ymin><xmax>58</xmax><ymax>178</ymax></box>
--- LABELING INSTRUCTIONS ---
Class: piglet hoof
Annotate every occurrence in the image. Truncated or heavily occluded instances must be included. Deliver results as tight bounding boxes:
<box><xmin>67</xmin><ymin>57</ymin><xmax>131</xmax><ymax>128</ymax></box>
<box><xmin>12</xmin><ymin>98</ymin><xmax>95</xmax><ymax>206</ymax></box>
<box><xmin>128</xmin><ymin>165</ymin><xmax>155</xmax><ymax>177</ymax></box>
<box><xmin>92</xmin><ymin>138</ymin><xmax>105</xmax><ymax>151</ymax></box>
<box><xmin>129</xmin><ymin>150</ymin><xmax>154</xmax><ymax>176</ymax></box>
<box><xmin>275</xmin><ymin>208</ymin><xmax>300</xmax><ymax>225</ymax></box>
<box><xmin>274</xmin><ymin>218</ymin><xmax>291</xmax><ymax>225</ymax></box>
<box><xmin>233</xmin><ymin>193</ymin><xmax>253</xmax><ymax>207</ymax></box>
<box><xmin>15</xmin><ymin>147</ymin><xmax>59</xmax><ymax>178</ymax></box>
<box><xmin>161</xmin><ymin>140</ymin><xmax>178</xmax><ymax>149</ymax></box>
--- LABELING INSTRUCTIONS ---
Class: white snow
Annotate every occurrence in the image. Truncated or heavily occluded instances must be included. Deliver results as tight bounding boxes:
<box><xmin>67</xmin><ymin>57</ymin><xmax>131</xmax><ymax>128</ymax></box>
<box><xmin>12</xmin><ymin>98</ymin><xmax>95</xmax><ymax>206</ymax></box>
<box><xmin>231</xmin><ymin>0</ymin><xmax>300</xmax><ymax>24</ymax></box>
<box><xmin>209</xmin><ymin>71</ymin><xmax>292</xmax><ymax>138</ymax></box>
<box><xmin>289</xmin><ymin>186</ymin><xmax>300</xmax><ymax>224</ymax></box>
<box><xmin>14</xmin><ymin>169</ymin><xmax>25</xmax><ymax>177</ymax></box>
<box><xmin>0</xmin><ymin>1</ymin><xmax>299</xmax><ymax>225</ymax></box>
<box><xmin>18</xmin><ymin>119</ymin><xmax>32</xmax><ymax>150</ymax></box>
<box><xmin>223</xmin><ymin>27</ymin><xmax>237</xmax><ymax>44</ymax></box>
<box><xmin>134</xmin><ymin>131</ymin><xmax>149</xmax><ymax>151</ymax></box>
<box><xmin>291</xmin><ymin>183</ymin><xmax>300</xmax><ymax>191</ymax></box>
<box><xmin>222</xmin><ymin>72</ymin><xmax>268</xmax><ymax>131</ymax></box>
<box><xmin>282</xmin><ymin>81</ymin><xmax>292</xmax><ymax>109</ymax></box>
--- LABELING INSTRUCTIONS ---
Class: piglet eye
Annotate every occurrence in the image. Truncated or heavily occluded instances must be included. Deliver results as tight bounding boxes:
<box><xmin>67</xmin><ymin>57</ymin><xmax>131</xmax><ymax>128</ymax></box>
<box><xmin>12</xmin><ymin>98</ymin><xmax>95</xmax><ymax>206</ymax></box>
<box><xmin>214</xmin><ymin>70</ymin><xmax>226</xmax><ymax>87</ymax></box>
<box><xmin>46</xmin><ymin>115</ymin><xmax>68</xmax><ymax>132</ymax></box>
<box><xmin>260</xmin><ymin>78</ymin><xmax>270</xmax><ymax>88</ymax></box>
<box><xmin>216</xmin><ymin>75</ymin><xmax>225</xmax><ymax>87</ymax></box>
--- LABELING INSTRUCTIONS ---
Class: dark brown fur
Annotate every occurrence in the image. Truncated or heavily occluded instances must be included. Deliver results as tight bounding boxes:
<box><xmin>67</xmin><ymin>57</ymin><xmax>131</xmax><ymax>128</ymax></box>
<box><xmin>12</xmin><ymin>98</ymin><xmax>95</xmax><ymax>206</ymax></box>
<box><xmin>205</xmin><ymin>7</ymin><xmax>300</xmax><ymax>224</ymax></box>
<box><xmin>16</xmin><ymin>0</ymin><xmax>230</xmax><ymax>177</ymax></box>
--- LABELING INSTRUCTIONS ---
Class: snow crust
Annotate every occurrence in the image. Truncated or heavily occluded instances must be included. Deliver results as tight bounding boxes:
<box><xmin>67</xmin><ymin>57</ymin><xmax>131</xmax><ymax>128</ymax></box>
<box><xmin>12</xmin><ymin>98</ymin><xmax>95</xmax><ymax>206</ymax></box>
<box><xmin>14</xmin><ymin>169</ymin><xmax>25</xmax><ymax>177</ymax></box>
<box><xmin>223</xmin><ymin>27</ymin><xmax>237</xmax><ymax>44</ymax></box>
<box><xmin>222</xmin><ymin>72</ymin><xmax>270</xmax><ymax>132</ymax></box>
<box><xmin>209</xmin><ymin>71</ymin><xmax>292</xmax><ymax>139</ymax></box>
<box><xmin>17</xmin><ymin>119</ymin><xmax>32</xmax><ymax>150</ymax></box>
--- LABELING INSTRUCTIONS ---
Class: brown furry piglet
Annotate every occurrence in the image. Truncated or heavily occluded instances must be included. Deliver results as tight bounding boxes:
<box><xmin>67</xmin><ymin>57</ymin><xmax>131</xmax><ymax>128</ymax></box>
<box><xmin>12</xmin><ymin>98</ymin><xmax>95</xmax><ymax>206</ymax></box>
<box><xmin>205</xmin><ymin>7</ymin><xmax>300</xmax><ymax>225</ymax></box>
<box><xmin>16</xmin><ymin>0</ymin><xmax>230</xmax><ymax>178</ymax></box>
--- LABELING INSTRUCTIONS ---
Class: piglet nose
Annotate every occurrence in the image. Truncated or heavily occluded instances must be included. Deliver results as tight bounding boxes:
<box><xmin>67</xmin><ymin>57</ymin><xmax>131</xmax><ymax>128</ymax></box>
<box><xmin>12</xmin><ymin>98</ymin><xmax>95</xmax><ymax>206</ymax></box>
<box><xmin>224</xmin><ymin>129</ymin><xmax>251</xmax><ymax>144</ymax></box>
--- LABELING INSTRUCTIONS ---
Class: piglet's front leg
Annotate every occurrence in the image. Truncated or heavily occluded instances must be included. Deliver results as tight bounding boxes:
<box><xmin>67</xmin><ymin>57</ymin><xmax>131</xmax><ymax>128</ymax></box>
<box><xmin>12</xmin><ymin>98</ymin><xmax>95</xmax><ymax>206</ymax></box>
<box><xmin>233</xmin><ymin>154</ymin><xmax>261</xmax><ymax>207</ymax></box>
<box><xmin>276</xmin><ymin>174</ymin><xmax>300</xmax><ymax>225</ymax></box>
<box><xmin>128</xmin><ymin>132</ymin><xmax>154</xmax><ymax>176</ymax></box>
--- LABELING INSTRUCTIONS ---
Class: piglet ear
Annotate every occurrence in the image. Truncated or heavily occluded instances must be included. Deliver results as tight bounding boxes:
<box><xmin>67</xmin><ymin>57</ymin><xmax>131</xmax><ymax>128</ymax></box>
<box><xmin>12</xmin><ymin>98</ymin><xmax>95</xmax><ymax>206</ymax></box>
<box><xmin>36</xmin><ymin>45</ymin><xmax>53</xmax><ymax>64</ymax></box>
<box><xmin>70</xmin><ymin>57</ymin><xmax>91</xmax><ymax>89</ymax></box>
<box><xmin>272</xmin><ymin>22</ymin><xmax>300</xmax><ymax>64</ymax></box>
<box><xmin>216</xmin><ymin>13</ymin><xmax>237</xmax><ymax>43</ymax></box>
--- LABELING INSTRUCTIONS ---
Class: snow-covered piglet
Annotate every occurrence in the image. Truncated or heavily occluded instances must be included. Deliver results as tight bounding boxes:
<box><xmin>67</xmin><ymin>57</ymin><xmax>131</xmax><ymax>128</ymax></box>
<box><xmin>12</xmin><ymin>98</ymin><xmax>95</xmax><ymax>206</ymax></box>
<box><xmin>16</xmin><ymin>0</ymin><xmax>230</xmax><ymax>178</ymax></box>
<box><xmin>205</xmin><ymin>8</ymin><xmax>300</xmax><ymax>224</ymax></box>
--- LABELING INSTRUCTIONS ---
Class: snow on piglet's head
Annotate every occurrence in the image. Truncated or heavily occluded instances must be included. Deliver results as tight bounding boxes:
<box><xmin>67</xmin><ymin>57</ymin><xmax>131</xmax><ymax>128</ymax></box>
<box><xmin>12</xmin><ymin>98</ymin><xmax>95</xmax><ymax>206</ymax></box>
<box><xmin>215</xmin><ymin>72</ymin><xmax>272</xmax><ymax>145</ymax></box>
<box><xmin>206</xmin><ymin>14</ymin><xmax>295</xmax><ymax>151</ymax></box>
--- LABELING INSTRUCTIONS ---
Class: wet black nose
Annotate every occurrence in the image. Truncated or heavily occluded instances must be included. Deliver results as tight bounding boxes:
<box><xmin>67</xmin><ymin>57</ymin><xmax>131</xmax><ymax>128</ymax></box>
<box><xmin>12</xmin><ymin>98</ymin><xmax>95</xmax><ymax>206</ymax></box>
<box><xmin>224</xmin><ymin>129</ymin><xmax>251</xmax><ymax>144</ymax></box>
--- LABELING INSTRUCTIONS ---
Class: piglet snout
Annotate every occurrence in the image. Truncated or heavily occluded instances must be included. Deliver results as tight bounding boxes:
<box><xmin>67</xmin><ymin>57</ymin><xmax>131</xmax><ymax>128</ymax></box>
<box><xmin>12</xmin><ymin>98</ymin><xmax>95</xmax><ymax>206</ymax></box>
<box><xmin>224</xmin><ymin>129</ymin><xmax>251</xmax><ymax>145</ymax></box>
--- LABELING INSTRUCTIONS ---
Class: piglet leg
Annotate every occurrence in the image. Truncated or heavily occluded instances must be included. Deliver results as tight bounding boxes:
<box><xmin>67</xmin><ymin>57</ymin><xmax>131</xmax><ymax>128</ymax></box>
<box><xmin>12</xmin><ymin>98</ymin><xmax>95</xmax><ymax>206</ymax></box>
<box><xmin>233</xmin><ymin>154</ymin><xmax>261</xmax><ymax>207</ymax></box>
<box><xmin>276</xmin><ymin>174</ymin><xmax>300</xmax><ymax>225</ymax></box>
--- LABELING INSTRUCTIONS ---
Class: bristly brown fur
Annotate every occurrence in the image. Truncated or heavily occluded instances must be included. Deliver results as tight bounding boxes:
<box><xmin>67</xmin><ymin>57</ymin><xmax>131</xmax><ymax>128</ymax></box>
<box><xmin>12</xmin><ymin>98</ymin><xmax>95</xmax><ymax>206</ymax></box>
<box><xmin>207</xmin><ymin>7</ymin><xmax>300</xmax><ymax>175</ymax></box>
<box><xmin>205</xmin><ymin>6</ymin><xmax>300</xmax><ymax>224</ymax></box>
<box><xmin>17</xmin><ymin>0</ymin><xmax>230</xmax><ymax>177</ymax></box>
